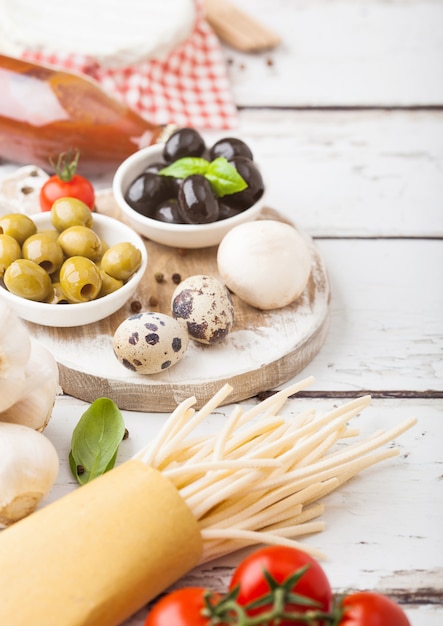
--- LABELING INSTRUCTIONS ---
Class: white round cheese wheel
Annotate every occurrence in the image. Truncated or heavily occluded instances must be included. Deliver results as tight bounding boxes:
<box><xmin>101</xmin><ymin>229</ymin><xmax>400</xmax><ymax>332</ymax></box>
<box><xmin>0</xmin><ymin>0</ymin><xmax>196</xmax><ymax>67</ymax></box>
<box><xmin>217</xmin><ymin>220</ymin><xmax>312</xmax><ymax>311</ymax></box>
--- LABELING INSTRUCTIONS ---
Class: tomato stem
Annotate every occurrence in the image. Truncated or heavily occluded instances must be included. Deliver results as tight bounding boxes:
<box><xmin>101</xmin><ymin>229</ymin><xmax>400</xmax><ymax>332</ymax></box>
<box><xmin>49</xmin><ymin>149</ymin><xmax>80</xmax><ymax>182</ymax></box>
<box><xmin>205</xmin><ymin>584</ymin><xmax>341</xmax><ymax>625</ymax></box>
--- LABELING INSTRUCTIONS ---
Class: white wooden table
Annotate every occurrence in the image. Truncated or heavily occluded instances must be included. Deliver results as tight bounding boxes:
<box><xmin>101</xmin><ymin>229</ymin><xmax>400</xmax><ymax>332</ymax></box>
<box><xmin>1</xmin><ymin>1</ymin><xmax>442</xmax><ymax>623</ymax></box>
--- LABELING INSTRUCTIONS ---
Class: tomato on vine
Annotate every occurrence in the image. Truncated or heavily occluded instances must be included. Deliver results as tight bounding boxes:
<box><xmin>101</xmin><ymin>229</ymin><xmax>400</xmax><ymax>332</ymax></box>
<box><xmin>144</xmin><ymin>587</ymin><xmax>225</xmax><ymax>626</ymax></box>
<box><xmin>338</xmin><ymin>591</ymin><xmax>411</xmax><ymax>626</ymax></box>
<box><xmin>40</xmin><ymin>149</ymin><xmax>95</xmax><ymax>212</ymax></box>
<box><xmin>142</xmin><ymin>548</ymin><xmax>411</xmax><ymax>626</ymax></box>
<box><xmin>228</xmin><ymin>545</ymin><xmax>333</xmax><ymax>625</ymax></box>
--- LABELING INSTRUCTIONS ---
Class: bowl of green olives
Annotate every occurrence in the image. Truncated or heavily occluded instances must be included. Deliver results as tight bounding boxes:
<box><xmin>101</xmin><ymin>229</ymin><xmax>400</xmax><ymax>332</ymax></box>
<box><xmin>0</xmin><ymin>208</ymin><xmax>148</xmax><ymax>327</ymax></box>
<box><xmin>113</xmin><ymin>128</ymin><xmax>266</xmax><ymax>249</ymax></box>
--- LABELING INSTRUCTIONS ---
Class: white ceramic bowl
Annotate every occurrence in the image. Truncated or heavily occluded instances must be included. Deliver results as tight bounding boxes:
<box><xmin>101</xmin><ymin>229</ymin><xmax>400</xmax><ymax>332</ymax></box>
<box><xmin>0</xmin><ymin>212</ymin><xmax>148</xmax><ymax>327</ymax></box>
<box><xmin>112</xmin><ymin>143</ymin><xmax>265</xmax><ymax>249</ymax></box>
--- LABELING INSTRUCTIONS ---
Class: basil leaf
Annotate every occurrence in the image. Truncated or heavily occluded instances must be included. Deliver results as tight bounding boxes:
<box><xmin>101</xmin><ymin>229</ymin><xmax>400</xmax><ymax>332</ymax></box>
<box><xmin>205</xmin><ymin>158</ymin><xmax>248</xmax><ymax>197</ymax></box>
<box><xmin>69</xmin><ymin>397</ymin><xmax>126</xmax><ymax>485</ymax></box>
<box><xmin>159</xmin><ymin>156</ymin><xmax>248</xmax><ymax>197</ymax></box>
<box><xmin>159</xmin><ymin>157</ymin><xmax>209</xmax><ymax>178</ymax></box>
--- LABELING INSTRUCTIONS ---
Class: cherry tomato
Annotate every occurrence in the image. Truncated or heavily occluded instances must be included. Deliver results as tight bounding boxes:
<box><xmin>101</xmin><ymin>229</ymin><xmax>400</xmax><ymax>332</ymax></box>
<box><xmin>339</xmin><ymin>591</ymin><xmax>411</xmax><ymax>626</ymax></box>
<box><xmin>40</xmin><ymin>149</ymin><xmax>95</xmax><ymax>212</ymax></box>
<box><xmin>228</xmin><ymin>545</ymin><xmax>333</xmax><ymax>625</ymax></box>
<box><xmin>144</xmin><ymin>587</ymin><xmax>224</xmax><ymax>626</ymax></box>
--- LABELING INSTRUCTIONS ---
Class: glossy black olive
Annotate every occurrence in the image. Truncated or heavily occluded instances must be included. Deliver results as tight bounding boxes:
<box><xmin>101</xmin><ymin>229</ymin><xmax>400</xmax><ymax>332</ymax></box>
<box><xmin>152</xmin><ymin>199</ymin><xmax>184</xmax><ymax>224</ymax></box>
<box><xmin>209</xmin><ymin>137</ymin><xmax>253</xmax><ymax>161</ymax></box>
<box><xmin>125</xmin><ymin>172</ymin><xmax>177</xmax><ymax>217</ymax></box>
<box><xmin>223</xmin><ymin>156</ymin><xmax>264</xmax><ymax>210</ymax></box>
<box><xmin>163</xmin><ymin>128</ymin><xmax>206</xmax><ymax>162</ymax></box>
<box><xmin>178</xmin><ymin>174</ymin><xmax>220</xmax><ymax>224</ymax></box>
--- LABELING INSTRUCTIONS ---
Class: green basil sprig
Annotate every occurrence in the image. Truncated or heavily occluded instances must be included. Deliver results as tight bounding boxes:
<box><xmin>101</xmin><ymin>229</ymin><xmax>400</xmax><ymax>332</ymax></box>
<box><xmin>69</xmin><ymin>397</ymin><xmax>126</xmax><ymax>485</ymax></box>
<box><xmin>159</xmin><ymin>156</ymin><xmax>248</xmax><ymax>197</ymax></box>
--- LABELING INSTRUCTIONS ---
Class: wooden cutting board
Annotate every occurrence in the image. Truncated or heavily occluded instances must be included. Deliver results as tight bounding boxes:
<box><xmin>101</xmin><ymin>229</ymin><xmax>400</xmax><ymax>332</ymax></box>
<box><xmin>24</xmin><ymin>194</ymin><xmax>330</xmax><ymax>412</ymax></box>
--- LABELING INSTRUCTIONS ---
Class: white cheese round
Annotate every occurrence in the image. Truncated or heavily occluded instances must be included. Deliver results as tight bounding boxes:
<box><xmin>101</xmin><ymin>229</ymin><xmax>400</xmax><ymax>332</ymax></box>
<box><xmin>0</xmin><ymin>0</ymin><xmax>196</xmax><ymax>67</ymax></box>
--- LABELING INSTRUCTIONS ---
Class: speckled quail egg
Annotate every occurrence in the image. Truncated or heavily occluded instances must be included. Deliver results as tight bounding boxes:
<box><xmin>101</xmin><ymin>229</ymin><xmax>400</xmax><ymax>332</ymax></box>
<box><xmin>113</xmin><ymin>311</ymin><xmax>189</xmax><ymax>374</ymax></box>
<box><xmin>171</xmin><ymin>274</ymin><xmax>235</xmax><ymax>344</ymax></box>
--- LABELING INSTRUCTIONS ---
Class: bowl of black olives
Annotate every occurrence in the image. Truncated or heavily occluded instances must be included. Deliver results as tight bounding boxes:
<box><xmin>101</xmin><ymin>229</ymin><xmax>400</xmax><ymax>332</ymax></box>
<box><xmin>0</xmin><ymin>208</ymin><xmax>147</xmax><ymax>327</ymax></box>
<box><xmin>113</xmin><ymin>128</ymin><xmax>266</xmax><ymax>248</ymax></box>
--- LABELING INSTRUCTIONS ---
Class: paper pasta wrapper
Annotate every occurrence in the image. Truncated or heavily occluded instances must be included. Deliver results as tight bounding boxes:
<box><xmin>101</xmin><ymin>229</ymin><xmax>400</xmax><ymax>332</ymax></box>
<box><xmin>0</xmin><ymin>460</ymin><xmax>203</xmax><ymax>626</ymax></box>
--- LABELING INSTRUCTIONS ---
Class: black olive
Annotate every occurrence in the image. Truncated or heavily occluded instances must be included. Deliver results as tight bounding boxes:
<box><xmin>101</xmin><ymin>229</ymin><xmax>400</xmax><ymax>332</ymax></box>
<box><xmin>178</xmin><ymin>174</ymin><xmax>219</xmax><ymax>224</ymax></box>
<box><xmin>223</xmin><ymin>156</ymin><xmax>264</xmax><ymax>210</ymax></box>
<box><xmin>217</xmin><ymin>201</ymin><xmax>244</xmax><ymax>221</ymax></box>
<box><xmin>209</xmin><ymin>137</ymin><xmax>253</xmax><ymax>161</ymax></box>
<box><xmin>143</xmin><ymin>161</ymin><xmax>183</xmax><ymax>196</ymax></box>
<box><xmin>163</xmin><ymin>128</ymin><xmax>206</xmax><ymax>162</ymax></box>
<box><xmin>144</xmin><ymin>161</ymin><xmax>167</xmax><ymax>174</ymax></box>
<box><xmin>125</xmin><ymin>172</ymin><xmax>176</xmax><ymax>217</ymax></box>
<box><xmin>152</xmin><ymin>198</ymin><xmax>184</xmax><ymax>224</ymax></box>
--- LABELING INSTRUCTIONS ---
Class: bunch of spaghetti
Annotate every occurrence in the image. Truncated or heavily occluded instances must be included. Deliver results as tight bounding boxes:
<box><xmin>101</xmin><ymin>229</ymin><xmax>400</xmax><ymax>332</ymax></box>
<box><xmin>0</xmin><ymin>376</ymin><xmax>416</xmax><ymax>626</ymax></box>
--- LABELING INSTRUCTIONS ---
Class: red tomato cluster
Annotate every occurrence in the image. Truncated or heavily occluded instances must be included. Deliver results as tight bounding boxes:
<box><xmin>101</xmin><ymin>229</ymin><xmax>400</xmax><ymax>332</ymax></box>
<box><xmin>144</xmin><ymin>546</ymin><xmax>411</xmax><ymax>626</ymax></box>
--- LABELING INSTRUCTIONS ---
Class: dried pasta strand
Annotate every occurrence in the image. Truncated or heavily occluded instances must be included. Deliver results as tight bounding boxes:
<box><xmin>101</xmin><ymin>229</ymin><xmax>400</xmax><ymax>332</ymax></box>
<box><xmin>212</xmin><ymin>404</ymin><xmax>244</xmax><ymax>461</ymax></box>
<box><xmin>200</xmin><ymin>526</ymin><xmax>326</xmax><ymax>562</ymax></box>
<box><xmin>186</xmin><ymin>467</ymin><xmax>268</xmax><ymax>520</ymax></box>
<box><xmin>155</xmin><ymin>384</ymin><xmax>234</xmax><ymax>466</ymax></box>
<box><xmin>137</xmin><ymin>397</ymin><xmax>197</xmax><ymax>465</ymax></box>
<box><xmin>198</xmin><ymin>475</ymin><xmax>315</xmax><ymax>530</ymax></box>
<box><xmin>165</xmin><ymin>456</ymin><xmax>281</xmax><ymax>481</ymax></box>
<box><xmin>234</xmin><ymin>377</ymin><xmax>315</xmax><ymax>426</ymax></box>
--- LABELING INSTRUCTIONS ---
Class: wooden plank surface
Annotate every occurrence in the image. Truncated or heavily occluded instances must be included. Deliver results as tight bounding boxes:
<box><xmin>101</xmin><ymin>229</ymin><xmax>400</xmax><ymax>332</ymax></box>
<box><xmin>303</xmin><ymin>238</ymin><xmax>443</xmax><ymax>393</ymax></box>
<box><xmin>225</xmin><ymin>0</ymin><xmax>443</xmax><ymax>106</ymax></box>
<box><xmin>231</xmin><ymin>109</ymin><xmax>443</xmax><ymax>238</ymax></box>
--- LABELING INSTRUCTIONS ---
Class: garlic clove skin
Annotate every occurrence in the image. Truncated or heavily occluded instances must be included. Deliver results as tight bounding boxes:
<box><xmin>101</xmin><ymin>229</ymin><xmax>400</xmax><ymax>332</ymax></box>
<box><xmin>0</xmin><ymin>421</ymin><xmax>59</xmax><ymax>526</ymax></box>
<box><xmin>0</xmin><ymin>338</ymin><xmax>61</xmax><ymax>431</ymax></box>
<box><xmin>0</xmin><ymin>302</ymin><xmax>32</xmax><ymax>412</ymax></box>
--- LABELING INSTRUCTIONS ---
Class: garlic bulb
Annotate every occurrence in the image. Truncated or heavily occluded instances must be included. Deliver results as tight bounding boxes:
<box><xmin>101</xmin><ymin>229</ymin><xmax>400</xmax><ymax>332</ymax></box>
<box><xmin>0</xmin><ymin>302</ymin><xmax>60</xmax><ymax>430</ymax></box>
<box><xmin>0</xmin><ymin>339</ymin><xmax>61</xmax><ymax>431</ymax></box>
<box><xmin>0</xmin><ymin>421</ymin><xmax>59</xmax><ymax>525</ymax></box>
<box><xmin>0</xmin><ymin>303</ymin><xmax>32</xmax><ymax>412</ymax></box>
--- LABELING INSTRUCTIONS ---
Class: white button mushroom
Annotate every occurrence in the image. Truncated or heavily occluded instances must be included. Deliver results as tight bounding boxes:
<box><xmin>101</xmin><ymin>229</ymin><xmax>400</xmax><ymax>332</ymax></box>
<box><xmin>217</xmin><ymin>220</ymin><xmax>312</xmax><ymax>310</ymax></box>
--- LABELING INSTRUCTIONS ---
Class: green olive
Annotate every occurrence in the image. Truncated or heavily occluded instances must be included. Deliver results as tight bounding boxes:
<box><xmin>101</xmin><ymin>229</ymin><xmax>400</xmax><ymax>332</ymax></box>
<box><xmin>0</xmin><ymin>213</ymin><xmax>37</xmax><ymax>245</ymax></box>
<box><xmin>59</xmin><ymin>256</ymin><xmax>102</xmax><ymax>303</ymax></box>
<box><xmin>0</xmin><ymin>234</ymin><xmax>21</xmax><ymax>279</ymax></box>
<box><xmin>22</xmin><ymin>232</ymin><xmax>64</xmax><ymax>275</ymax></box>
<box><xmin>4</xmin><ymin>259</ymin><xmax>52</xmax><ymax>301</ymax></box>
<box><xmin>45</xmin><ymin>282</ymin><xmax>70</xmax><ymax>304</ymax></box>
<box><xmin>38</xmin><ymin>229</ymin><xmax>60</xmax><ymax>242</ymax></box>
<box><xmin>58</xmin><ymin>226</ymin><xmax>102</xmax><ymax>261</ymax></box>
<box><xmin>51</xmin><ymin>197</ymin><xmax>93</xmax><ymax>231</ymax></box>
<box><xmin>100</xmin><ymin>238</ymin><xmax>110</xmax><ymax>255</ymax></box>
<box><xmin>98</xmin><ymin>270</ymin><xmax>124</xmax><ymax>297</ymax></box>
<box><xmin>100</xmin><ymin>242</ymin><xmax>142</xmax><ymax>281</ymax></box>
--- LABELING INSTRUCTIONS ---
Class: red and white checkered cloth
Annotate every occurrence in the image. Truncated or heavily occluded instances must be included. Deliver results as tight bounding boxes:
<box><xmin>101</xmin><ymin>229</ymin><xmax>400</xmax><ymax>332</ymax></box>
<box><xmin>21</xmin><ymin>1</ymin><xmax>238</xmax><ymax>131</ymax></box>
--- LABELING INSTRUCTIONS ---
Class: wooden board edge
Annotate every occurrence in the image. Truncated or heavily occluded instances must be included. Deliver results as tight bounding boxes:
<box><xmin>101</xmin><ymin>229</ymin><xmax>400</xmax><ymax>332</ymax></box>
<box><xmin>57</xmin><ymin>310</ymin><xmax>329</xmax><ymax>412</ymax></box>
